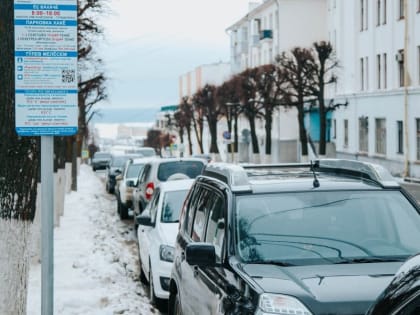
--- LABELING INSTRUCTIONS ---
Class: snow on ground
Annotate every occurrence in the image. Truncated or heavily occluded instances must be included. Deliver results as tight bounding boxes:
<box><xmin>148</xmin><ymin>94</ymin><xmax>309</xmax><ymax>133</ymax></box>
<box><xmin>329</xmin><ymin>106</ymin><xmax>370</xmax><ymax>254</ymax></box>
<box><xmin>27</xmin><ymin>164</ymin><xmax>163</xmax><ymax>315</ymax></box>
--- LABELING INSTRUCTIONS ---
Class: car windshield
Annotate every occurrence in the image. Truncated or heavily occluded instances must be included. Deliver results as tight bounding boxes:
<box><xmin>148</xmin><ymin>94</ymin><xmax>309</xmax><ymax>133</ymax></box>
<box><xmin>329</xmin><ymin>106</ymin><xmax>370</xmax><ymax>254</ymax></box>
<box><xmin>94</xmin><ymin>153</ymin><xmax>110</xmax><ymax>159</ymax></box>
<box><xmin>126</xmin><ymin>164</ymin><xmax>144</xmax><ymax>178</ymax></box>
<box><xmin>157</xmin><ymin>161</ymin><xmax>205</xmax><ymax>181</ymax></box>
<box><xmin>161</xmin><ymin>189</ymin><xmax>189</xmax><ymax>223</ymax></box>
<box><xmin>235</xmin><ymin>190</ymin><xmax>420</xmax><ymax>266</ymax></box>
<box><xmin>111</xmin><ymin>156</ymin><xmax>130</xmax><ymax>167</ymax></box>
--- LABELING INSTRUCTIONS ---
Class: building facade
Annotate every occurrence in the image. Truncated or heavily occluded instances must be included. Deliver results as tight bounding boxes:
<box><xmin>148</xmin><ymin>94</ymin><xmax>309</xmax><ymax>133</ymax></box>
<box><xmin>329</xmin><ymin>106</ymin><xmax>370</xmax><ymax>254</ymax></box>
<box><xmin>330</xmin><ymin>0</ymin><xmax>420</xmax><ymax>177</ymax></box>
<box><xmin>226</xmin><ymin>0</ymin><xmax>328</xmax><ymax>162</ymax></box>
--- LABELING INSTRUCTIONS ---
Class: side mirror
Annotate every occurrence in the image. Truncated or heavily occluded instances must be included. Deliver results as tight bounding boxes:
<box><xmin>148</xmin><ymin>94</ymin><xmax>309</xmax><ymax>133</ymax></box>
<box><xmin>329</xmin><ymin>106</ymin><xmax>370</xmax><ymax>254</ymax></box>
<box><xmin>135</xmin><ymin>214</ymin><xmax>153</xmax><ymax>227</ymax></box>
<box><xmin>127</xmin><ymin>180</ymin><xmax>135</xmax><ymax>187</ymax></box>
<box><xmin>186</xmin><ymin>243</ymin><xmax>216</xmax><ymax>267</ymax></box>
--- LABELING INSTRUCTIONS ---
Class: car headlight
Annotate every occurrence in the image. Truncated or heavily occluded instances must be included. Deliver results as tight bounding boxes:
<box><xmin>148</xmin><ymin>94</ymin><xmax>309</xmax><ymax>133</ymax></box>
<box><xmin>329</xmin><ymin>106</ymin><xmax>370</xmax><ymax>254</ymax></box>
<box><xmin>159</xmin><ymin>245</ymin><xmax>174</xmax><ymax>262</ymax></box>
<box><xmin>256</xmin><ymin>293</ymin><xmax>313</xmax><ymax>315</ymax></box>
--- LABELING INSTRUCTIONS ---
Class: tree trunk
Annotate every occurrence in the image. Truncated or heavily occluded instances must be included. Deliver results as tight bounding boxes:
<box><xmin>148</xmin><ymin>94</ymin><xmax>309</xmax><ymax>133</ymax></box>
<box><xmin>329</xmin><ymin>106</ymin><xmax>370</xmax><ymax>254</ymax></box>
<box><xmin>265</xmin><ymin>111</ymin><xmax>273</xmax><ymax>155</ymax></box>
<box><xmin>0</xmin><ymin>2</ymin><xmax>38</xmax><ymax>314</ymax></box>
<box><xmin>208</xmin><ymin>120</ymin><xmax>219</xmax><ymax>154</ymax></box>
<box><xmin>71</xmin><ymin>136</ymin><xmax>78</xmax><ymax>191</ymax></box>
<box><xmin>249</xmin><ymin>116</ymin><xmax>260</xmax><ymax>154</ymax></box>
<box><xmin>297</xmin><ymin>104</ymin><xmax>308</xmax><ymax>157</ymax></box>
<box><xmin>319</xmin><ymin>100</ymin><xmax>326</xmax><ymax>156</ymax></box>
<box><xmin>186</xmin><ymin>125</ymin><xmax>193</xmax><ymax>156</ymax></box>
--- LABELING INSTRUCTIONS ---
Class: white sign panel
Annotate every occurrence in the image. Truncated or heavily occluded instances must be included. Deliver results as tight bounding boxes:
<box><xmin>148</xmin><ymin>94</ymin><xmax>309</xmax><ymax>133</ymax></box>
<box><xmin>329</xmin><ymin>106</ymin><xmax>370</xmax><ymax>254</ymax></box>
<box><xmin>14</xmin><ymin>0</ymin><xmax>78</xmax><ymax>136</ymax></box>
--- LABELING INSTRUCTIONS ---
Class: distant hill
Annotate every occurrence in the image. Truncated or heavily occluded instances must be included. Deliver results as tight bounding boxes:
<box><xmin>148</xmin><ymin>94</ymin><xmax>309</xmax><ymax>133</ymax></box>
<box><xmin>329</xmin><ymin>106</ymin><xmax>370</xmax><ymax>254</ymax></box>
<box><xmin>91</xmin><ymin>107</ymin><xmax>159</xmax><ymax>124</ymax></box>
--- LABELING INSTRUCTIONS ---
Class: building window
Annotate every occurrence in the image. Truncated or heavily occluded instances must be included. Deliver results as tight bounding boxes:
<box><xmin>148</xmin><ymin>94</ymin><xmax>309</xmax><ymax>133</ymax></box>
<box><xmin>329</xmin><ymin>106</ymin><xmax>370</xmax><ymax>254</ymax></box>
<box><xmin>377</xmin><ymin>54</ymin><xmax>381</xmax><ymax>89</ymax></box>
<box><xmin>365</xmin><ymin>56</ymin><xmax>369</xmax><ymax>90</ymax></box>
<box><xmin>360</xmin><ymin>0</ymin><xmax>368</xmax><ymax>30</ymax></box>
<box><xmin>383</xmin><ymin>53</ymin><xmax>387</xmax><ymax>88</ymax></box>
<box><xmin>397</xmin><ymin>49</ymin><xmax>405</xmax><ymax>87</ymax></box>
<box><xmin>360</xmin><ymin>58</ymin><xmax>365</xmax><ymax>90</ymax></box>
<box><xmin>375</xmin><ymin>118</ymin><xmax>386</xmax><ymax>155</ymax></box>
<box><xmin>344</xmin><ymin>119</ymin><xmax>349</xmax><ymax>147</ymax></box>
<box><xmin>397</xmin><ymin>120</ymin><xmax>404</xmax><ymax>154</ymax></box>
<box><xmin>383</xmin><ymin>0</ymin><xmax>387</xmax><ymax>24</ymax></box>
<box><xmin>399</xmin><ymin>0</ymin><xmax>404</xmax><ymax>19</ymax></box>
<box><xmin>359</xmin><ymin>117</ymin><xmax>369</xmax><ymax>152</ymax></box>
<box><xmin>417</xmin><ymin>119</ymin><xmax>420</xmax><ymax>160</ymax></box>
<box><xmin>376</xmin><ymin>0</ymin><xmax>381</xmax><ymax>25</ymax></box>
<box><xmin>418</xmin><ymin>46</ymin><xmax>420</xmax><ymax>85</ymax></box>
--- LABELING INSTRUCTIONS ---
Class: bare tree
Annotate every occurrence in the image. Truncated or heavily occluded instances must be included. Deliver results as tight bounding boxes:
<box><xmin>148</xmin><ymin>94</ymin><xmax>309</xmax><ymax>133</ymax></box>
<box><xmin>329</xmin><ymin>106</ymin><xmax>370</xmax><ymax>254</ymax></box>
<box><xmin>311</xmin><ymin>41</ymin><xmax>340</xmax><ymax>156</ymax></box>
<box><xmin>275</xmin><ymin>48</ymin><xmax>317</xmax><ymax>160</ymax></box>
<box><xmin>175</xmin><ymin>97</ymin><xmax>194</xmax><ymax>156</ymax></box>
<box><xmin>193</xmin><ymin>84</ymin><xmax>221</xmax><ymax>155</ymax></box>
<box><xmin>190</xmin><ymin>94</ymin><xmax>205</xmax><ymax>154</ymax></box>
<box><xmin>255</xmin><ymin>64</ymin><xmax>288</xmax><ymax>159</ymax></box>
<box><xmin>236</xmin><ymin>68</ymin><xmax>263</xmax><ymax>158</ymax></box>
<box><xmin>216</xmin><ymin>78</ymin><xmax>241</xmax><ymax>154</ymax></box>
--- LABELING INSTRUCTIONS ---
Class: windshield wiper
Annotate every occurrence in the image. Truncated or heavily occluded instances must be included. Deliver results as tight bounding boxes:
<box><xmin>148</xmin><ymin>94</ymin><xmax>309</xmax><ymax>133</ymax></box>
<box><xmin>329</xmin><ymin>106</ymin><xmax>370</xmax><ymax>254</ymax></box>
<box><xmin>249</xmin><ymin>260</ymin><xmax>295</xmax><ymax>267</ymax></box>
<box><xmin>335</xmin><ymin>257</ymin><xmax>405</xmax><ymax>264</ymax></box>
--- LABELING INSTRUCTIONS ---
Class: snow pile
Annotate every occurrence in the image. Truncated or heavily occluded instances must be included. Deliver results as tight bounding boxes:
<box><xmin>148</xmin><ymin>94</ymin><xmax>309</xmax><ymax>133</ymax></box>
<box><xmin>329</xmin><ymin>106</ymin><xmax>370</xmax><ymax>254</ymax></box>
<box><xmin>27</xmin><ymin>164</ymin><xmax>161</xmax><ymax>315</ymax></box>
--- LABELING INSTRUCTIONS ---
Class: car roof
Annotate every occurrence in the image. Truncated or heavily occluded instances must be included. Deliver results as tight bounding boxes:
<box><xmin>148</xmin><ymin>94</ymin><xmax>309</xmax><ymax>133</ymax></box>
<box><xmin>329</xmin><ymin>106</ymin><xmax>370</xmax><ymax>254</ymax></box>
<box><xmin>200</xmin><ymin>159</ymin><xmax>400</xmax><ymax>194</ymax></box>
<box><xmin>130</xmin><ymin>156</ymin><xmax>159</xmax><ymax>164</ymax></box>
<box><xmin>148</xmin><ymin>157</ymin><xmax>208</xmax><ymax>165</ymax></box>
<box><xmin>157</xmin><ymin>178</ymin><xmax>195</xmax><ymax>191</ymax></box>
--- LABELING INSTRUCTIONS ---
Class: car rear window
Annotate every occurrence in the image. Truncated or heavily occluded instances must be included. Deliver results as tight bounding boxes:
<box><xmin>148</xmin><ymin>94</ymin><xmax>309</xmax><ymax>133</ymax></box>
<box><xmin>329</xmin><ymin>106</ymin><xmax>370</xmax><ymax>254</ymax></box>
<box><xmin>161</xmin><ymin>189</ymin><xmax>190</xmax><ymax>223</ymax></box>
<box><xmin>157</xmin><ymin>161</ymin><xmax>205</xmax><ymax>181</ymax></box>
<box><xmin>126</xmin><ymin>164</ymin><xmax>144</xmax><ymax>178</ymax></box>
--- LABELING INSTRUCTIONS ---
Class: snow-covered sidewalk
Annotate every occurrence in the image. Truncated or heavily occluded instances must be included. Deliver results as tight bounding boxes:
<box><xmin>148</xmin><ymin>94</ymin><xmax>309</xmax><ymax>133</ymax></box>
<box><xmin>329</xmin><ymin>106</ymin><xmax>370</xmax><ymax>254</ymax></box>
<box><xmin>27</xmin><ymin>164</ymin><xmax>160</xmax><ymax>315</ymax></box>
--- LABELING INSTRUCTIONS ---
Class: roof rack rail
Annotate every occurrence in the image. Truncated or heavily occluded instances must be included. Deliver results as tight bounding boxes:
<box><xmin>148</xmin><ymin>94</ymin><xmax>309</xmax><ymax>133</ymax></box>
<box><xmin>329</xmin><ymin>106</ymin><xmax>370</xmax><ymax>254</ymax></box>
<box><xmin>202</xmin><ymin>163</ymin><xmax>251</xmax><ymax>192</ymax></box>
<box><xmin>312</xmin><ymin>159</ymin><xmax>399</xmax><ymax>188</ymax></box>
<box><xmin>202</xmin><ymin>159</ymin><xmax>399</xmax><ymax>190</ymax></box>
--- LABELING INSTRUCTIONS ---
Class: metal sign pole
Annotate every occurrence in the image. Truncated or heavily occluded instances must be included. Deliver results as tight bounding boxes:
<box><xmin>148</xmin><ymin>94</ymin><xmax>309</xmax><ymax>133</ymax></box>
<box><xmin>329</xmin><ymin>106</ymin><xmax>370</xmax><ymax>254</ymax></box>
<box><xmin>41</xmin><ymin>136</ymin><xmax>54</xmax><ymax>315</ymax></box>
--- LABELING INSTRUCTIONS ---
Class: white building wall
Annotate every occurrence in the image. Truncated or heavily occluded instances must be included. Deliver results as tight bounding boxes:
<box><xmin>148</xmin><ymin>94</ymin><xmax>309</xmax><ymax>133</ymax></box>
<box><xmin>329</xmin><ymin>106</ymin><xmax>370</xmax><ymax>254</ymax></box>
<box><xmin>331</xmin><ymin>0</ymin><xmax>420</xmax><ymax>177</ymax></box>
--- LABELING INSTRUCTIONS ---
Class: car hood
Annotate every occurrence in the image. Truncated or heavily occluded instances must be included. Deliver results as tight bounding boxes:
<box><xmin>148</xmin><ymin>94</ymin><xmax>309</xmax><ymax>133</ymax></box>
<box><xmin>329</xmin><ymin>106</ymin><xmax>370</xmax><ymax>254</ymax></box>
<box><xmin>238</xmin><ymin>262</ymin><xmax>402</xmax><ymax>314</ymax></box>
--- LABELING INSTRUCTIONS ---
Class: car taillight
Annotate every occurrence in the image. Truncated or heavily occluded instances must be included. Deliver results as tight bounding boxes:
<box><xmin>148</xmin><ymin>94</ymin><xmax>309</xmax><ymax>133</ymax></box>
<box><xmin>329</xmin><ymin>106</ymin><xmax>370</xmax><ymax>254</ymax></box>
<box><xmin>145</xmin><ymin>182</ymin><xmax>154</xmax><ymax>200</ymax></box>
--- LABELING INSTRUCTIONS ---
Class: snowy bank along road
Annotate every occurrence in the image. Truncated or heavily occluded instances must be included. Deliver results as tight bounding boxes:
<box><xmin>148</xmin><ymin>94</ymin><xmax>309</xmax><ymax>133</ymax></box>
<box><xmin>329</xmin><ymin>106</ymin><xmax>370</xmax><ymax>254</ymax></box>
<box><xmin>27</xmin><ymin>164</ymin><xmax>166</xmax><ymax>315</ymax></box>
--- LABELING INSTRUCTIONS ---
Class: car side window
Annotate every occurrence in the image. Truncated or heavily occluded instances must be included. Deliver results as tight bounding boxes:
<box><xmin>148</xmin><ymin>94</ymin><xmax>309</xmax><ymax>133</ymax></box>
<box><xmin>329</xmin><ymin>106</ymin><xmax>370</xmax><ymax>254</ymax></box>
<box><xmin>149</xmin><ymin>189</ymin><xmax>160</xmax><ymax>224</ymax></box>
<box><xmin>204</xmin><ymin>193</ymin><xmax>225</xmax><ymax>262</ymax></box>
<box><xmin>191</xmin><ymin>188</ymin><xmax>211</xmax><ymax>242</ymax></box>
<box><xmin>185</xmin><ymin>185</ymin><xmax>202</xmax><ymax>236</ymax></box>
<box><xmin>138</xmin><ymin>164</ymin><xmax>150</xmax><ymax>187</ymax></box>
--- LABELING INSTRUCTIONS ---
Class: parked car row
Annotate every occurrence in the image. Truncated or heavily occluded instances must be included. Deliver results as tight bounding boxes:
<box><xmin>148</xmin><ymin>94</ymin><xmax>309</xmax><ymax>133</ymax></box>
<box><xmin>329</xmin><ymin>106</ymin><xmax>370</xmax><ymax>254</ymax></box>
<box><xmin>134</xmin><ymin>159</ymin><xmax>420</xmax><ymax>314</ymax></box>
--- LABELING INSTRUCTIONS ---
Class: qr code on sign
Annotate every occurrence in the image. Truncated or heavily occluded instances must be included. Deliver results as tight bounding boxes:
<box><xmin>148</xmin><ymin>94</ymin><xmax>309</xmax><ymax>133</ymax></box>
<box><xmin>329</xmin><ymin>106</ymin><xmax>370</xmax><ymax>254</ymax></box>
<box><xmin>62</xmin><ymin>70</ymin><xmax>75</xmax><ymax>83</ymax></box>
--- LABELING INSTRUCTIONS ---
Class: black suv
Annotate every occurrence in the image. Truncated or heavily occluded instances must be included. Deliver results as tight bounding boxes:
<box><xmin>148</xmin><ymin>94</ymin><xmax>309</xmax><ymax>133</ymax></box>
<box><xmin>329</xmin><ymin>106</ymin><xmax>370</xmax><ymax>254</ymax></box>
<box><xmin>169</xmin><ymin>159</ymin><xmax>420</xmax><ymax>315</ymax></box>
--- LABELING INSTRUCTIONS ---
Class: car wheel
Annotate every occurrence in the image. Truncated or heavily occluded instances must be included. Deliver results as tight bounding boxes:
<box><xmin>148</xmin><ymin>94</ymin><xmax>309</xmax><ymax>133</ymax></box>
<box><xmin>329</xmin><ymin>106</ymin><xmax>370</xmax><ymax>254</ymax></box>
<box><xmin>149</xmin><ymin>264</ymin><xmax>165</xmax><ymax>310</ymax></box>
<box><xmin>137</xmin><ymin>248</ymin><xmax>148</xmax><ymax>284</ymax></box>
<box><xmin>119</xmin><ymin>203</ymin><xmax>129</xmax><ymax>220</ymax></box>
<box><xmin>173</xmin><ymin>291</ymin><xmax>182</xmax><ymax>315</ymax></box>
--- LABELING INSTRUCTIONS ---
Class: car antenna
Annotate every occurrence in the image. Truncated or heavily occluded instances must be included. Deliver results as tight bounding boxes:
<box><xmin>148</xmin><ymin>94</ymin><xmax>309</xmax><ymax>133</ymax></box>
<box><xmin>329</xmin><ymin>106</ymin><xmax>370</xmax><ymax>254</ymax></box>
<box><xmin>310</xmin><ymin>161</ymin><xmax>320</xmax><ymax>188</ymax></box>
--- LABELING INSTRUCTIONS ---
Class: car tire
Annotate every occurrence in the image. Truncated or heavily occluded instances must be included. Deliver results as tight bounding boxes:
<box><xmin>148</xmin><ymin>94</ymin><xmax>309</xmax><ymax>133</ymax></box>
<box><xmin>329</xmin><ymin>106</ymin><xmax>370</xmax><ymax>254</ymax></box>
<box><xmin>119</xmin><ymin>203</ymin><xmax>129</xmax><ymax>220</ymax></box>
<box><xmin>149</xmin><ymin>264</ymin><xmax>165</xmax><ymax>310</ymax></box>
<box><xmin>173</xmin><ymin>291</ymin><xmax>182</xmax><ymax>315</ymax></box>
<box><xmin>137</xmin><ymin>248</ymin><xmax>148</xmax><ymax>284</ymax></box>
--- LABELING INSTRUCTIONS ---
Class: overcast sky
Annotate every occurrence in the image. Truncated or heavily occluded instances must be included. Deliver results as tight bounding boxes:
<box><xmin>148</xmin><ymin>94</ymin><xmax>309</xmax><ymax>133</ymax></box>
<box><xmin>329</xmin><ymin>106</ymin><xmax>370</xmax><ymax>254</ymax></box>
<box><xmin>97</xmin><ymin>0</ymin><xmax>253</xmax><ymax>109</ymax></box>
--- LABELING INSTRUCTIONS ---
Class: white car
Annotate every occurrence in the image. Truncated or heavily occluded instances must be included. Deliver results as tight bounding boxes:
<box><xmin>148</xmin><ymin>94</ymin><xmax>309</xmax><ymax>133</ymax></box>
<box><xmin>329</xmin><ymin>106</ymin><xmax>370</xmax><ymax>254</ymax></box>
<box><xmin>115</xmin><ymin>157</ymin><xmax>154</xmax><ymax>220</ymax></box>
<box><xmin>136</xmin><ymin>178</ymin><xmax>194</xmax><ymax>308</ymax></box>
